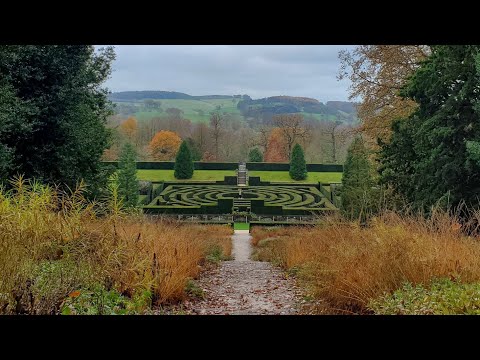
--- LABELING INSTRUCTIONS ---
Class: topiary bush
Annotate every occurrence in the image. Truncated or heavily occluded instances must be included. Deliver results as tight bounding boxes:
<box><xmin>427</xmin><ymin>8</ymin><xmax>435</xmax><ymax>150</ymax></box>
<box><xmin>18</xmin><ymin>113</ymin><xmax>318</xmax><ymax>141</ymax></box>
<box><xmin>174</xmin><ymin>141</ymin><xmax>194</xmax><ymax>179</ymax></box>
<box><xmin>289</xmin><ymin>144</ymin><xmax>307</xmax><ymax>180</ymax></box>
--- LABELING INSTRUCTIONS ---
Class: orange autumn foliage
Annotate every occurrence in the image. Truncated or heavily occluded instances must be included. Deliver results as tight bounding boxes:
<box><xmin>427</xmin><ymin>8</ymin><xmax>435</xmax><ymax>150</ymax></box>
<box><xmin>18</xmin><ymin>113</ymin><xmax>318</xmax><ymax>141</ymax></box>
<box><xmin>202</xmin><ymin>151</ymin><xmax>216</xmax><ymax>162</ymax></box>
<box><xmin>149</xmin><ymin>130</ymin><xmax>182</xmax><ymax>160</ymax></box>
<box><xmin>264</xmin><ymin>128</ymin><xmax>288</xmax><ymax>162</ymax></box>
<box><xmin>120</xmin><ymin>116</ymin><xmax>138</xmax><ymax>141</ymax></box>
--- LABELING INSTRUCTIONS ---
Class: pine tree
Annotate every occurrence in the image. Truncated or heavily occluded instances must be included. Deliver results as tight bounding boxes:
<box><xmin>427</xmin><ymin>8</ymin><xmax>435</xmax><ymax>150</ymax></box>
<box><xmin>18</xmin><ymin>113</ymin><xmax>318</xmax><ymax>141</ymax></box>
<box><xmin>248</xmin><ymin>147</ymin><xmax>263</xmax><ymax>162</ymax></box>
<box><xmin>174</xmin><ymin>140</ymin><xmax>194</xmax><ymax>179</ymax></box>
<box><xmin>341</xmin><ymin>136</ymin><xmax>377</xmax><ymax>221</ymax></box>
<box><xmin>117</xmin><ymin>142</ymin><xmax>138</xmax><ymax>208</ymax></box>
<box><xmin>379</xmin><ymin>45</ymin><xmax>480</xmax><ymax>211</ymax></box>
<box><xmin>289</xmin><ymin>143</ymin><xmax>307</xmax><ymax>180</ymax></box>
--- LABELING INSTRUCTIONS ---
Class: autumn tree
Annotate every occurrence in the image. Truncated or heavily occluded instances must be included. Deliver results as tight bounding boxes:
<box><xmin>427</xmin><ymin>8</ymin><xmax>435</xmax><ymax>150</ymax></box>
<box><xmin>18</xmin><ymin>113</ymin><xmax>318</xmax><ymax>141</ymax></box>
<box><xmin>210</xmin><ymin>111</ymin><xmax>224</xmax><ymax>160</ymax></box>
<box><xmin>289</xmin><ymin>144</ymin><xmax>307</xmax><ymax>180</ymax></box>
<box><xmin>322</xmin><ymin>120</ymin><xmax>342</xmax><ymax>163</ymax></box>
<box><xmin>264</xmin><ymin>128</ymin><xmax>289</xmax><ymax>162</ymax></box>
<box><xmin>338</xmin><ymin>45</ymin><xmax>430</xmax><ymax>143</ymax></box>
<box><xmin>272</xmin><ymin>114</ymin><xmax>306</xmax><ymax>159</ymax></box>
<box><xmin>149</xmin><ymin>130</ymin><xmax>181</xmax><ymax>161</ymax></box>
<box><xmin>257</xmin><ymin>125</ymin><xmax>271</xmax><ymax>152</ymax></box>
<box><xmin>117</xmin><ymin>142</ymin><xmax>139</xmax><ymax>208</ymax></box>
<box><xmin>192</xmin><ymin>122</ymin><xmax>209</xmax><ymax>156</ymax></box>
<box><xmin>174</xmin><ymin>140</ymin><xmax>194</xmax><ymax>179</ymax></box>
<box><xmin>120</xmin><ymin>116</ymin><xmax>138</xmax><ymax>144</ymax></box>
<box><xmin>202</xmin><ymin>151</ymin><xmax>215</xmax><ymax>162</ymax></box>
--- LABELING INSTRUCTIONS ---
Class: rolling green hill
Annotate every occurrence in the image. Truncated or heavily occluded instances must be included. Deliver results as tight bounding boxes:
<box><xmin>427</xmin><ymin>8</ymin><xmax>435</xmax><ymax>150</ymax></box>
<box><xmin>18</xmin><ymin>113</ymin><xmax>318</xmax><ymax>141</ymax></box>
<box><xmin>109</xmin><ymin>91</ymin><xmax>357</xmax><ymax>124</ymax></box>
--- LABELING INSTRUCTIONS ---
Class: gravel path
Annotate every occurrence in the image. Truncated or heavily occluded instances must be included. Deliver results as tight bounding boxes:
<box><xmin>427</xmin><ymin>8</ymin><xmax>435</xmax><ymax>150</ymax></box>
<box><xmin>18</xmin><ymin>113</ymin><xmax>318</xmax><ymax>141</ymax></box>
<box><xmin>183</xmin><ymin>230</ymin><xmax>302</xmax><ymax>315</ymax></box>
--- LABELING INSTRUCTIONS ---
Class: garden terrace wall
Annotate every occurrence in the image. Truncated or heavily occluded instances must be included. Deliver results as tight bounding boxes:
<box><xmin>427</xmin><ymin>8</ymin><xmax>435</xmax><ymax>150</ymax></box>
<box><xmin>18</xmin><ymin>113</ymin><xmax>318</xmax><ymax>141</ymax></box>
<box><xmin>103</xmin><ymin>161</ymin><xmax>343</xmax><ymax>172</ymax></box>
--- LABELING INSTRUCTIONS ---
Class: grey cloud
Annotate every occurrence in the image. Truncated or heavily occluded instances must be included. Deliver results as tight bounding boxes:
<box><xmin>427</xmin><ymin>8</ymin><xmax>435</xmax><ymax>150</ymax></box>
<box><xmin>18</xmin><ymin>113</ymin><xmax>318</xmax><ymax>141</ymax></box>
<box><xmin>100</xmin><ymin>45</ymin><xmax>355</xmax><ymax>102</ymax></box>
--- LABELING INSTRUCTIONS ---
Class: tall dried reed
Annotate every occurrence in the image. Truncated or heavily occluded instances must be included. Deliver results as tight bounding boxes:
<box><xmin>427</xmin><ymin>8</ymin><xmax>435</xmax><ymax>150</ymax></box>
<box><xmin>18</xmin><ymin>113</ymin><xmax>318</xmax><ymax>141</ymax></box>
<box><xmin>0</xmin><ymin>176</ymin><xmax>231</xmax><ymax>314</ymax></box>
<box><xmin>251</xmin><ymin>211</ymin><xmax>480</xmax><ymax>314</ymax></box>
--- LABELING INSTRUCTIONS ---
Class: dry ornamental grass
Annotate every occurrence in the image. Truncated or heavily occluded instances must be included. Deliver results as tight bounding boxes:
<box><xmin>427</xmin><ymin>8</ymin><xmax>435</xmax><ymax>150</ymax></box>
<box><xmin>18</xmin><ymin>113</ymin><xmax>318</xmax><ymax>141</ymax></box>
<box><xmin>0</xmin><ymin>176</ymin><xmax>231</xmax><ymax>314</ymax></box>
<box><xmin>251</xmin><ymin>211</ymin><xmax>480</xmax><ymax>314</ymax></box>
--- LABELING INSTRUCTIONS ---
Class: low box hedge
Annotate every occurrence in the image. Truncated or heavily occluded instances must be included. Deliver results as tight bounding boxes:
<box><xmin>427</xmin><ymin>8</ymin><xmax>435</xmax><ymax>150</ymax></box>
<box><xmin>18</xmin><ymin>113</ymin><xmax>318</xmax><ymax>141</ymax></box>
<box><xmin>105</xmin><ymin>161</ymin><xmax>343</xmax><ymax>172</ymax></box>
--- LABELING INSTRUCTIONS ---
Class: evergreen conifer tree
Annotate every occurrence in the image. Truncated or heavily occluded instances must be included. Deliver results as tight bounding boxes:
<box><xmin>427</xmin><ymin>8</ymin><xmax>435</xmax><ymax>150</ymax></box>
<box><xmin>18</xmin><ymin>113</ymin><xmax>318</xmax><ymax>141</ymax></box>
<box><xmin>289</xmin><ymin>143</ymin><xmax>307</xmax><ymax>180</ymax></box>
<box><xmin>174</xmin><ymin>140</ymin><xmax>194</xmax><ymax>179</ymax></box>
<box><xmin>118</xmin><ymin>142</ymin><xmax>138</xmax><ymax>208</ymax></box>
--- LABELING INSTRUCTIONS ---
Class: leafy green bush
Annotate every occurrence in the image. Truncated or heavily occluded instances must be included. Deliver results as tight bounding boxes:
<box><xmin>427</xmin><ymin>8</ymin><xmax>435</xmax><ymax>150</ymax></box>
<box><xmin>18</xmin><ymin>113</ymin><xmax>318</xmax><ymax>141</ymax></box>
<box><xmin>174</xmin><ymin>141</ymin><xmax>194</xmax><ymax>179</ymax></box>
<box><xmin>369</xmin><ymin>279</ymin><xmax>480</xmax><ymax>315</ymax></box>
<box><xmin>61</xmin><ymin>285</ymin><xmax>152</xmax><ymax>315</ymax></box>
<box><xmin>118</xmin><ymin>143</ymin><xmax>139</xmax><ymax>208</ymax></box>
<box><xmin>248</xmin><ymin>147</ymin><xmax>263</xmax><ymax>162</ymax></box>
<box><xmin>289</xmin><ymin>144</ymin><xmax>307</xmax><ymax>180</ymax></box>
<box><xmin>341</xmin><ymin>136</ymin><xmax>382</xmax><ymax>222</ymax></box>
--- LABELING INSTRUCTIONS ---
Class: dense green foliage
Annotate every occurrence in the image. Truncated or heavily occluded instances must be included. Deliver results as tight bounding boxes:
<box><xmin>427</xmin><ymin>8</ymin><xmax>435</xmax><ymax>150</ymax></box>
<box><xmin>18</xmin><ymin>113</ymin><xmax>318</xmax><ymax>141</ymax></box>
<box><xmin>379</xmin><ymin>46</ymin><xmax>480</xmax><ymax>211</ymax></box>
<box><xmin>248</xmin><ymin>147</ymin><xmax>263</xmax><ymax>162</ymax></box>
<box><xmin>0</xmin><ymin>45</ymin><xmax>115</xmax><ymax>195</ymax></box>
<box><xmin>341</xmin><ymin>136</ymin><xmax>379</xmax><ymax>221</ymax></box>
<box><xmin>118</xmin><ymin>143</ymin><xmax>139</xmax><ymax>208</ymax></box>
<box><xmin>174</xmin><ymin>141</ymin><xmax>194</xmax><ymax>179</ymax></box>
<box><xmin>369</xmin><ymin>279</ymin><xmax>480</xmax><ymax>315</ymax></box>
<box><xmin>289</xmin><ymin>144</ymin><xmax>307</xmax><ymax>180</ymax></box>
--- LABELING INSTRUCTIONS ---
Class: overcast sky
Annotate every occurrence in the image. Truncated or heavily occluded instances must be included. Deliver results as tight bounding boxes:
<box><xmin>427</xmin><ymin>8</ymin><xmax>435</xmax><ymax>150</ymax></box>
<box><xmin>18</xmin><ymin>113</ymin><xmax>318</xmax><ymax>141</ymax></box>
<box><xmin>101</xmin><ymin>45</ymin><xmax>355</xmax><ymax>102</ymax></box>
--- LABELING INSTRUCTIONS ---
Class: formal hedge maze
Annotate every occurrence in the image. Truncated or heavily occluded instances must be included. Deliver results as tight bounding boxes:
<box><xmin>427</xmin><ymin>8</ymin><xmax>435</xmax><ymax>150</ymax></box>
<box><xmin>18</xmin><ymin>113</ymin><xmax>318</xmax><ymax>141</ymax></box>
<box><xmin>143</xmin><ymin>184</ymin><xmax>338</xmax><ymax>215</ymax></box>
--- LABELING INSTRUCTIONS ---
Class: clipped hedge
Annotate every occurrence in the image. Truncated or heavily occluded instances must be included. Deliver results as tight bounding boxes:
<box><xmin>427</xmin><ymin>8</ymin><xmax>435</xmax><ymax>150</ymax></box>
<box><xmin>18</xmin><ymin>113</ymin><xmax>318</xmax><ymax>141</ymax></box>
<box><xmin>219</xmin><ymin>176</ymin><xmax>238</xmax><ymax>185</ymax></box>
<box><xmin>319</xmin><ymin>183</ymin><xmax>333</xmax><ymax>202</ymax></box>
<box><xmin>143</xmin><ymin>183</ymin><xmax>339</xmax><ymax>216</ymax></box>
<box><xmin>104</xmin><ymin>161</ymin><xmax>343</xmax><ymax>172</ymax></box>
<box><xmin>138</xmin><ymin>194</ymin><xmax>149</xmax><ymax>205</ymax></box>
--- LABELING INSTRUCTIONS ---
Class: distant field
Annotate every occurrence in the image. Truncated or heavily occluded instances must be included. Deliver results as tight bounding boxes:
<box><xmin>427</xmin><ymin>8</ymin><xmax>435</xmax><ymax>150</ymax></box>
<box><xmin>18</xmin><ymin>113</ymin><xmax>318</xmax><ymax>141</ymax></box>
<box><xmin>117</xmin><ymin>98</ymin><xmax>242</xmax><ymax>123</ymax></box>
<box><xmin>137</xmin><ymin>169</ymin><xmax>342</xmax><ymax>183</ymax></box>
<box><xmin>115</xmin><ymin>98</ymin><xmax>354</xmax><ymax>124</ymax></box>
<box><xmin>300</xmin><ymin>112</ymin><xmax>339</xmax><ymax>121</ymax></box>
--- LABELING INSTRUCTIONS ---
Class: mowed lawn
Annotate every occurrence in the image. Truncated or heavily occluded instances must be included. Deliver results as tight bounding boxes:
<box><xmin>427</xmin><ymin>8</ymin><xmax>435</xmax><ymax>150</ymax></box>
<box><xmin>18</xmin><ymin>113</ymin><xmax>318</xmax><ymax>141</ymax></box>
<box><xmin>137</xmin><ymin>170</ymin><xmax>235</xmax><ymax>181</ymax></box>
<box><xmin>137</xmin><ymin>170</ymin><xmax>342</xmax><ymax>183</ymax></box>
<box><xmin>248</xmin><ymin>171</ymin><xmax>342</xmax><ymax>183</ymax></box>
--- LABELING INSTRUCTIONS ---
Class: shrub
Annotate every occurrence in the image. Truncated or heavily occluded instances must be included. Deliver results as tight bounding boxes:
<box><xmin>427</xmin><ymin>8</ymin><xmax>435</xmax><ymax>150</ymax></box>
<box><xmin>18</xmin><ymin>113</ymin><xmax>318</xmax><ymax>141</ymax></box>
<box><xmin>248</xmin><ymin>147</ymin><xmax>263</xmax><ymax>162</ymax></box>
<box><xmin>118</xmin><ymin>142</ymin><xmax>139</xmax><ymax>208</ymax></box>
<box><xmin>174</xmin><ymin>140</ymin><xmax>194</xmax><ymax>179</ymax></box>
<box><xmin>369</xmin><ymin>279</ymin><xmax>480</xmax><ymax>315</ymax></box>
<box><xmin>341</xmin><ymin>136</ymin><xmax>381</xmax><ymax>222</ymax></box>
<box><xmin>289</xmin><ymin>144</ymin><xmax>307</xmax><ymax>180</ymax></box>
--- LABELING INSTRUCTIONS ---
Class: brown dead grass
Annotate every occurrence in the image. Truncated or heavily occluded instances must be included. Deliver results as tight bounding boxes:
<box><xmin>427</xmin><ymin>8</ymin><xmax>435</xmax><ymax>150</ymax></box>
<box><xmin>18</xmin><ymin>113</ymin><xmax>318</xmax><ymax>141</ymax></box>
<box><xmin>0</xmin><ymin>177</ymin><xmax>232</xmax><ymax>314</ymax></box>
<box><xmin>251</xmin><ymin>211</ymin><xmax>480</xmax><ymax>314</ymax></box>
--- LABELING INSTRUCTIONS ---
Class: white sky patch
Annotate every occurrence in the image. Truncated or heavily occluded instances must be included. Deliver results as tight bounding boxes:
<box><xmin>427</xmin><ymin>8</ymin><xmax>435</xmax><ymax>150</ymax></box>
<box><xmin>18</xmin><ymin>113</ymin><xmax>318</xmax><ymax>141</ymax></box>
<box><xmin>99</xmin><ymin>45</ymin><xmax>355</xmax><ymax>102</ymax></box>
